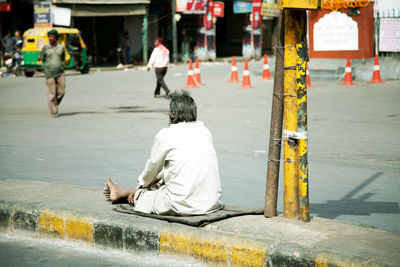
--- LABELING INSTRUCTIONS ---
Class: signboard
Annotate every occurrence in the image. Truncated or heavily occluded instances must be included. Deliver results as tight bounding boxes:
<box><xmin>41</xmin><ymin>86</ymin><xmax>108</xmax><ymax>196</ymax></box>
<box><xmin>233</xmin><ymin>1</ymin><xmax>252</xmax><ymax>14</ymax></box>
<box><xmin>52</xmin><ymin>6</ymin><xmax>71</xmax><ymax>27</ymax></box>
<box><xmin>0</xmin><ymin>0</ymin><xmax>11</xmax><ymax>12</ymax></box>
<box><xmin>184</xmin><ymin>0</ymin><xmax>208</xmax><ymax>14</ymax></box>
<box><xmin>176</xmin><ymin>0</ymin><xmax>187</xmax><ymax>12</ymax></box>
<box><xmin>379</xmin><ymin>18</ymin><xmax>400</xmax><ymax>52</ymax></box>
<box><xmin>313</xmin><ymin>11</ymin><xmax>358</xmax><ymax>51</ymax></box>
<box><xmin>252</xmin><ymin>0</ymin><xmax>262</xmax><ymax>19</ymax></box>
<box><xmin>213</xmin><ymin>1</ymin><xmax>224</xmax><ymax>17</ymax></box>
<box><xmin>34</xmin><ymin>1</ymin><xmax>52</xmax><ymax>28</ymax></box>
<box><xmin>261</xmin><ymin>2</ymin><xmax>279</xmax><ymax>17</ymax></box>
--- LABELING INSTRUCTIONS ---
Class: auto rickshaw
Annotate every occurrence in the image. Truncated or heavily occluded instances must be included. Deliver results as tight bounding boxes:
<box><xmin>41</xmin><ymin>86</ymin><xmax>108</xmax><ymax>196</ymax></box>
<box><xmin>21</xmin><ymin>27</ymin><xmax>89</xmax><ymax>77</ymax></box>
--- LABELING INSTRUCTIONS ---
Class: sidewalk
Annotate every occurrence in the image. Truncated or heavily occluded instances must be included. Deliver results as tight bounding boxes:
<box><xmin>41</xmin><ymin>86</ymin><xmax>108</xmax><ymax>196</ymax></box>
<box><xmin>1</xmin><ymin>179</ymin><xmax>399</xmax><ymax>266</ymax></box>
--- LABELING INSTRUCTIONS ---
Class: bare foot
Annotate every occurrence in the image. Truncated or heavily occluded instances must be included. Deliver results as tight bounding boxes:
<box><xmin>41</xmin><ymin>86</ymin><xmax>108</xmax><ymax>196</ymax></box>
<box><xmin>103</xmin><ymin>178</ymin><xmax>112</xmax><ymax>202</ymax></box>
<box><xmin>103</xmin><ymin>177</ymin><xmax>134</xmax><ymax>202</ymax></box>
<box><xmin>103</xmin><ymin>177</ymin><xmax>121</xmax><ymax>202</ymax></box>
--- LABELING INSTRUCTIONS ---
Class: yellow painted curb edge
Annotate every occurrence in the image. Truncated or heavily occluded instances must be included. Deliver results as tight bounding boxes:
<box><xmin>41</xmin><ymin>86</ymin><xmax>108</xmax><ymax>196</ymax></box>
<box><xmin>39</xmin><ymin>208</ymin><xmax>94</xmax><ymax>243</ymax></box>
<box><xmin>160</xmin><ymin>230</ymin><xmax>267</xmax><ymax>266</ymax></box>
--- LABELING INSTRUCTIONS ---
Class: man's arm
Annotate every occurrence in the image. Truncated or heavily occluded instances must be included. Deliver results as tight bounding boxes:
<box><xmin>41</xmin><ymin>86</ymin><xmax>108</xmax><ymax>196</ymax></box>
<box><xmin>147</xmin><ymin>48</ymin><xmax>157</xmax><ymax>71</ymax></box>
<box><xmin>137</xmin><ymin>130</ymin><xmax>169</xmax><ymax>188</ymax></box>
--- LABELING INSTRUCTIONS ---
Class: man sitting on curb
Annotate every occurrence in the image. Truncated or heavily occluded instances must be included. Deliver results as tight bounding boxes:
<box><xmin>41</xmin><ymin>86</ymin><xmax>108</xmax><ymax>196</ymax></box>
<box><xmin>104</xmin><ymin>91</ymin><xmax>223</xmax><ymax>215</ymax></box>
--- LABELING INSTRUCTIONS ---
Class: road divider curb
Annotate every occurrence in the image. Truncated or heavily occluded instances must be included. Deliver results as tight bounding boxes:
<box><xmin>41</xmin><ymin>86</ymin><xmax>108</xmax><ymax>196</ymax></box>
<box><xmin>0</xmin><ymin>204</ymin><xmax>310</xmax><ymax>266</ymax></box>
<box><xmin>0</xmin><ymin>179</ymin><xmax>398</xmax><ymax>267</ymax></box>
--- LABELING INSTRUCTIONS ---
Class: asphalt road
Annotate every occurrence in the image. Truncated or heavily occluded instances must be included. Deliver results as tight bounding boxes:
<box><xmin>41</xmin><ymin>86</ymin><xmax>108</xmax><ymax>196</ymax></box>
<box><xmin>0</xmin><ymin>61</ymin><xmax>399</xmax><ymax>233</ymax></box>
<box><xmin>0</xmin><ymin>234</ymin><xmax>204</xmax><ymax>266</ymax></box>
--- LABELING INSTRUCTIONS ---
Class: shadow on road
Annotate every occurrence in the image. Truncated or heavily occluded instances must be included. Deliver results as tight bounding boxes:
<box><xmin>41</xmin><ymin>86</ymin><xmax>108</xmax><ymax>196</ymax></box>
<box><xmin>109</xmin><ymin>106</ymin><xmax>169</xmax><ymax>113</ymax></box>
<box><xmin>59</xmin><ymin>111</ymin><xmax>105</xmax><ymax>117</ymax></box>
<box><xmin>59</xmin><ymin>106</ymin><xmax>169</xmax><ymax>117</ymax></box>
<box><xmin>310</xmin><ymin>171</ymin><xmax>400</xmax><ymax>219</ymax></box>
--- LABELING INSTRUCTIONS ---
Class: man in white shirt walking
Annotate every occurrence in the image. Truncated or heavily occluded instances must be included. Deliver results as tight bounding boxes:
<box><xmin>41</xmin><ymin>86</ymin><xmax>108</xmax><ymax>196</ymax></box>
<box><xmin>147</xmin><ymin>37</ymin><xmax>172</xmax><ymax>98</ymax></box>
<box><xmin>104</xmin><ymin>91</ymin><xmax>223</xmax><ymax>215</ymax></box>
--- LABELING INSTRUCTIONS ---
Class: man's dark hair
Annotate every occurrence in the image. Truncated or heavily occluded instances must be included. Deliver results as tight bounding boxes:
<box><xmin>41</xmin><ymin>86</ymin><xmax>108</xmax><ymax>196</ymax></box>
<box><xmin>155</xmin><ymin>37</ymin><xmax>164</xmax><ymax>44</ymax></box>
<box><xmin>169</xmin><ymin>91</ymin><xmax>197</xmax><ymax>124</ymax></box>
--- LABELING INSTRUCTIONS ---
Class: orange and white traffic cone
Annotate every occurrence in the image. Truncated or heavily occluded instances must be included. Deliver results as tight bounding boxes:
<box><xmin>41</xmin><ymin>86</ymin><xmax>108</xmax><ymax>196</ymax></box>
<box><xmin>240</xmin><ymin>59</ymin><xmax>253</xmax><ymax>89</ymax></box>
<box><xmin>185</xmin><ymin>59</ymin><xmax>198</xmax><ymax>88</ymax></box>
<box><xmin>194</xmin><ymin>57</ymin><xmax>203</xmax><ymax>85</ymax></box>
<box><xmin>262</xmin><ymin>54</ymin><xmax>272</xmax><ymax>80</ymax></box>
<box><xmin>306</xmin><ymin>62</ymin><xmax>314</xmax><ymax>88</ymax></box>
<box><xmin>340</xmin><ymin>56</ymin><xmax>356</xmax><ymax>86</ymax></box>
<box><xmin>229</xmin><ymin>56</ymin><xmax>240</xmax><ymax>83</ymax></box>
<box><xmin>368</xmin><ymin>54</ymin><xmax>385</xmax><ymax>83</ymax></box>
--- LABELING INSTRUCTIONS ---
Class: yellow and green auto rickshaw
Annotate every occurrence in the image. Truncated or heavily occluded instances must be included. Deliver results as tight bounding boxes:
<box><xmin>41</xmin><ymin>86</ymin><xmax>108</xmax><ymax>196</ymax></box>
<box><xmin>21</xmin><ymin>27</ymin><xmax>89</xmax><ymax>77</ymax></box>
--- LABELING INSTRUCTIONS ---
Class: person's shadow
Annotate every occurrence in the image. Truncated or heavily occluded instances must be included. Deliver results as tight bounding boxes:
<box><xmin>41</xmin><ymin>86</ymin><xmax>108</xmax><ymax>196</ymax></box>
<box><xmin>310</xmin><ymin>171</ymin><xmax>399</xmax><ymax>219</ymax></box>
<box><xmin>58</xmin><ymin>106</ymin><xmax>169</xmax><ymax>117</ymax></box>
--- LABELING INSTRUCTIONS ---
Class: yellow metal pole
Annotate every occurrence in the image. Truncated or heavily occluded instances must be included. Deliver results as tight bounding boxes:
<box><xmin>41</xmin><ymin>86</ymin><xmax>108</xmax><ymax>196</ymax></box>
<box><xmin>283</xmin><ymin>9</ymin><xmax>302</xmax><ymax>219</ymax></box>
<box><xmin>296</xmin><ymin>43</ymin><xmax>310</xmax><ymax>222</ymax></box>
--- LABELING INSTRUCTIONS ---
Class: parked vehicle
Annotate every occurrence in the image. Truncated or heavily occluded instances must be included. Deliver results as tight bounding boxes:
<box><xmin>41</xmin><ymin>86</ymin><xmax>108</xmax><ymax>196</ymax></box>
<box><xmin>21</xmin><ymin>27</ymin><xmax>89</xmax><ymax>77</ymax></box>
<box><xmin>4</xmin><ymin>52</ymin><xmax>22</xmax><ymax>76</ymax></box>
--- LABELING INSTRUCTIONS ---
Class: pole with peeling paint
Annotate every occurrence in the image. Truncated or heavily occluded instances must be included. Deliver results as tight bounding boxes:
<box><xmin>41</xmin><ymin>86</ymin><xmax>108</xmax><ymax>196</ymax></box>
<box><xmin>296</xmin><ymin>43</ymin><xmax>310</xmax><ymax>222</ymax></box>
<box><xmin>283</xmin><ymin>9</ymin><xmax>306</xmax><ymax>219</ymax></box>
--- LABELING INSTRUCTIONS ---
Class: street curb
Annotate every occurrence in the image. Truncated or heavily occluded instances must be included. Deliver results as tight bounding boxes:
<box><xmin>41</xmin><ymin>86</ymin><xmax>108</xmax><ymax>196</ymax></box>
<box><xmin>0</xmin><ymin>203</ymin><xmax>386</xmax><ymax>267</ymax></box>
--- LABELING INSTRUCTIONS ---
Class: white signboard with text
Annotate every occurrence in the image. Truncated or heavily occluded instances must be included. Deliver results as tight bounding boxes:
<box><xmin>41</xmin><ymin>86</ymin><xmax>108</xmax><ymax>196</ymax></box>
<box><xmin>314</xmin><ymin>11</ymin><xmax>358</xmax><ymax>51</ymax></box>
<box><xmin>52</xmin><ymin>6</ymin><xmax>71</xmax><ymax>27</ymax></box>
<box><xmin>379</xmin><ymin>18</ymin><xmax>400</xmax><ymax>52</ymax></box>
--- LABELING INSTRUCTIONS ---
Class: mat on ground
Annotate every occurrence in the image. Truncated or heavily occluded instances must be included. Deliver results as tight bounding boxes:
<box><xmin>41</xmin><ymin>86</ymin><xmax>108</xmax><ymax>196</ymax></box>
<box><xmin>113</xmin><ymin>204</ymin><xmax>264</xmax><ymax>227</ymax></box>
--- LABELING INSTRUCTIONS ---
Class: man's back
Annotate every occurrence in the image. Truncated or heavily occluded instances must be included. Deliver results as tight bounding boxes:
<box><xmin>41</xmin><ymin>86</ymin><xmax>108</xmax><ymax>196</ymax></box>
<box><xmin>138</xmin><ymin>121</ymin><xmax>223</xmax><ymax>215</ymax></box>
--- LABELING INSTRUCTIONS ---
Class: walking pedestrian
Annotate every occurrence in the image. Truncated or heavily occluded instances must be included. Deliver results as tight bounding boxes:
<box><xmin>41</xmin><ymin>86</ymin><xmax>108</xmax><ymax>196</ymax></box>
<box><xmin>40</xmin><ymin>29</ymin><xmax>66</xmax><ymax>118</ymax></box>
<box><xmin>147</xmin><ymin>37</ymin><xmax>172</xmax><ymax>98</ymax></box>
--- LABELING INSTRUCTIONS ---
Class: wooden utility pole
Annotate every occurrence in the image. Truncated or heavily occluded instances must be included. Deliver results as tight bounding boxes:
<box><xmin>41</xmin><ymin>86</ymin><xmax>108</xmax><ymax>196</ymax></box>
<box><xmin>264</xmin><ymin>10</ymin><xmax>285</xmax><ymax>218</ymax></box>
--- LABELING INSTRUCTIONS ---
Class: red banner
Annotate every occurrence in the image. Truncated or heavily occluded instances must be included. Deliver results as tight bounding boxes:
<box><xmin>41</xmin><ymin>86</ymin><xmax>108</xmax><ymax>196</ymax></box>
<box><xmin>185</xmin><ymin>0</ymin><xmax>209</xmax><ymax>14</ymax></box>
<box><xmin>0</xmin><ymin>2</ymin><xmax>11</xmax><ymax>12</ymax></box>
<box><xmin>252</xmin><ymin>0</ymin><xmax>262</xmax><ymax>29</ymax></box>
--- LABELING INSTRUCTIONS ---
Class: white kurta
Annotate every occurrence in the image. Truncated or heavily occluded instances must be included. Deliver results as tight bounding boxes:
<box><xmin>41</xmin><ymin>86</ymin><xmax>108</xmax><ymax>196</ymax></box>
<box><xmin>135</xmin><ymin>121</ymin><xmax>223</xmax><ymax>215</ymax></box>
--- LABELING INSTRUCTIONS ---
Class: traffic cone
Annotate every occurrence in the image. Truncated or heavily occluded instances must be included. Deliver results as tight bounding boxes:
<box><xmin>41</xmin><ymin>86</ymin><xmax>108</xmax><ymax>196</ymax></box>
<box><xmin>262</xmin><ymin>54</ymin><xmax>272</xmax><ymax>80</ymax></box>
<box><xmin>240</xmin><ymin>59</ymin><xmax>253</xmax><ymax>89</ymax></box>
<box><xmin>340</xmin><ymin>56</ymin><xmax>356</xmax><ymax>86</ymax></box>
<box><xmin>185</xmin><ymin>59</ymin><xmax>198</xmax><ymax>88</ymax></box>
<box><xmin>368</xmin><ymin>54</ymin><xmax>385</xmax><ymax>83</ymax></box>
<box><xmin>306</xmin><ymin>62</ymin><xmax>314</xmax><ymax>88</ymax></box>
<box><xmin>229</xmin><ymin>56</ymin><xmax>240</xmax><ymax>83</ymax></box>
<box><xmin>194</xmin><ymin>57</ymin><xmax>203</xmax><ymax>85</ymax></box>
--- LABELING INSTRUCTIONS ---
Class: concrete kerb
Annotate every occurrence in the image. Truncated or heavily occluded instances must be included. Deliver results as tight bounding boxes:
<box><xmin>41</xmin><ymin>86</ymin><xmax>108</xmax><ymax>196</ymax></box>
<box><xmin>0</xmin><ymin>205</ymin><xmax>316</xmax><ymax>266</ymax></box>
<box><xmin>0</xmin><ymin>200</ymin><xmax>395</xmax><ymax>267</ymax></box>
<box><xmin>0</xmin><ymin>180</ymin><xmax>399</xmax><ymax>266</ymax></box>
